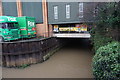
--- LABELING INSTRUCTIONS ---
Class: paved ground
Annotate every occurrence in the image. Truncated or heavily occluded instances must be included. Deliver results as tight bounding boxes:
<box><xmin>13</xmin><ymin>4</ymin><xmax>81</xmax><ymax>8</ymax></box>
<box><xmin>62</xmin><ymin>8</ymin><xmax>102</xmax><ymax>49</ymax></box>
<box><xmin>2</xmin><ymin>39</ymin><xmax>94</xmax><ymax>78</ymax></box>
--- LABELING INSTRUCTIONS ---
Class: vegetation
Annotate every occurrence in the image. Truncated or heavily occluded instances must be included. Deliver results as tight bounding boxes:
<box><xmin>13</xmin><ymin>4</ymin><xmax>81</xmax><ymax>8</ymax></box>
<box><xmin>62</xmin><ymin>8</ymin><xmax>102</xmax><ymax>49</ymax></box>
<box><xmin>92</xmin><ymin>42</ymin><xmax>120</xmax><ymax>80</ymax></box>
<box><xmin>91</xmin><ymin>2</ymin><xmax>120</xmax><ymax>80</ymax></box>
<box><xmin>91</xmin><ymin>2</ymin><xmax>120</xmax><ymax>51</ymax></box>
<box><xmin>18</xmin><ymin>64</ymin><xmax>30</xmax><ymax>69</ymax></box>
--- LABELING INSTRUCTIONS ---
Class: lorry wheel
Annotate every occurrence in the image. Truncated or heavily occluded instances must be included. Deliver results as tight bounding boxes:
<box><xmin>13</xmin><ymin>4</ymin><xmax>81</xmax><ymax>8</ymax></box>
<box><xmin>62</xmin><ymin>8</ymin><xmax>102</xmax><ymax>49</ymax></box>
<box><xmin>0</xmin><ymin>36</ymin><xmax>4</xmax><ymax>42</ymax></box>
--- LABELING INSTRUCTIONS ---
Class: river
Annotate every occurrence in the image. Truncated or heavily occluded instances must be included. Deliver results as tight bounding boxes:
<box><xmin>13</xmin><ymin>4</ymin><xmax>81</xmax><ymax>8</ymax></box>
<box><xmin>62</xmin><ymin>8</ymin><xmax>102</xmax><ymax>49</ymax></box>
<box><xmin>2</xmin><ymin>38</ymin><xmax>94</xmax><ymax>78</ymax></box>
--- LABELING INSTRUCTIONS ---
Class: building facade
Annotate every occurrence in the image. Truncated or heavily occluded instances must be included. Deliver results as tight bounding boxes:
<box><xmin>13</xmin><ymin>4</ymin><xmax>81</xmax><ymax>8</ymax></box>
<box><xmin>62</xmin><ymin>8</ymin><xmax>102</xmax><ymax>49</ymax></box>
<box><xmin>48</xmin><ymin>2</ymin><xmax>97</xmax><ymax>24</ymax></box>
<box><xmin>0</xmin><ymin>0</ymin><xmax>99</xmax><ymax>37</ymax></box>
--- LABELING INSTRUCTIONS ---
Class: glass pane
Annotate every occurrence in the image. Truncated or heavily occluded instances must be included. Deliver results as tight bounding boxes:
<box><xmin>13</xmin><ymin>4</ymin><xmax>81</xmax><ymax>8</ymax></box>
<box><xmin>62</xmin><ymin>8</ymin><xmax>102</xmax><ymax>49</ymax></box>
<box><xmin>54</xmin><ymin>6</ymin><xmax>58</xmax><ymax>19</ymax></box>
<box><xmin>0</xmin><ymin>23</ymin><xmax>7</xmax><ymax>29</ymax></box>
<box><xmin>79</xmin><ymin>3</ymin><xmax>83</xmax><ymax>12</ymax></box>
<box><xmin>79</xmin><ymin>3</ymin><xmax>83</xmax><ymax>18</ymax></box>
<box><xmin>7</xmin><ymin>23</ymin><xmax>18</xmax><ymax>29</ymax></box>
<box><xmin>66</xmin><ymin>4</ymin><xmax>70</xmax><ymax>19</ymax></box>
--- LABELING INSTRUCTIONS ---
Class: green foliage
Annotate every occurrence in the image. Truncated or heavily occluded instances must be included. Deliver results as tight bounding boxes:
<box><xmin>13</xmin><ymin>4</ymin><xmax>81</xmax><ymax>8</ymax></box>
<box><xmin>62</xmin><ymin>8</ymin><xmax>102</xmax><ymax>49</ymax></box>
<box><xmin>92</xmin><ymin>41</ymin><xmax>120</xmax><ymax>80</ymax></box>
<box><xmin>90</xmin><ymin>2</ymin><xmax>120</xmax><ymax>51</ymax></box>
<box><xmin>91</xmin><ymin>2</ymin><xmax>120</xmax><ymax>79</ymax></box>
<box><xmin>92</xmin><ymin>33</ymin><xmax>113</xmax><ymax>51</ymax></box>
<box><xmin>96</xmin><ymin>2</ymin><xmax>120</xmax><ymax>29</ymax></box>
<box><xmin>18</xmin><ymin>64</ymin><xmax>30</xmax><ymax>69</ymax></box>
<box><xmin>90</xmin><ymin>26</ymin><xmax>113</xmax><ymax>51</ymax></box>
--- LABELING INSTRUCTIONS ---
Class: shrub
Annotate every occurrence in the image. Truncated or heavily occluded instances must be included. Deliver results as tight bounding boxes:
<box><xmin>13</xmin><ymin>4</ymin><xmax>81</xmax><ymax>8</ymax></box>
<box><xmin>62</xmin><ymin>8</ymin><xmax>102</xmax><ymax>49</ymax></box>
<box><xmin>91</xmin><ymin>32</ymin><xmax>113</xmax><ymax>51</ymax></box>
<box><xmin>92</xmin><ymin>41</ymin><xmax>120</xmax><ymax>80</ymax></box>
<box><xmin>90</xmin><ymin>2</ymin><xmax>120</xmax><ymax>51</ymax></box>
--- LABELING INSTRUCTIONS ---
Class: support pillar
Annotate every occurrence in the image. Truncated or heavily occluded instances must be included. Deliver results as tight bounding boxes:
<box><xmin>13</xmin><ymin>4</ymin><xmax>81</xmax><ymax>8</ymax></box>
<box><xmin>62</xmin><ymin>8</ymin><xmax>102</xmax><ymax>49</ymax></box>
<box><xmin>42</xmin><ymin>0</ymin><xmax>49</xmax><ymax>37</ymax></box>
<box><xmin>16</xmin><ymin>0</ymin><xmax>22</xmax><ymax>17</ymax></box>
<box><xmin>0</xmin><ymin>0</ymin><xmax>3</xmax><ymax>16</ymax></box>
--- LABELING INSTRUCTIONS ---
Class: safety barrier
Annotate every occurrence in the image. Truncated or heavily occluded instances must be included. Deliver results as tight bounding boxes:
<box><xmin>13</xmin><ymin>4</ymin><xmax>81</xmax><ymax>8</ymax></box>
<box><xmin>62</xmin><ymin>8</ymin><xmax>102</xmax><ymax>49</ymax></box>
<box><xmin>1</xmin><ymin>37</ymin><xmax>64</xmax><ymax>67</ymax></box>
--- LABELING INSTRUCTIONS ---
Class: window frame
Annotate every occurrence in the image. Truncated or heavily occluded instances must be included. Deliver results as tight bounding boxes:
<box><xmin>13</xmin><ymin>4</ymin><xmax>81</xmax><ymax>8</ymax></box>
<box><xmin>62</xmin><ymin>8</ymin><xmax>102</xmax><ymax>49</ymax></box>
<box><xmin>66</xmin><ymin>4</ymin><xmax>71</xmax><ymax>19</ymax></box>
<box><xmin>53</xmin><ymin>6</ymin><xmax>58</xmax><ymax>20</ymax></box>
<box><xmin>79</xmin><ymin>2</ymin><xmax>84</xmax><ymax>18</ymax></box>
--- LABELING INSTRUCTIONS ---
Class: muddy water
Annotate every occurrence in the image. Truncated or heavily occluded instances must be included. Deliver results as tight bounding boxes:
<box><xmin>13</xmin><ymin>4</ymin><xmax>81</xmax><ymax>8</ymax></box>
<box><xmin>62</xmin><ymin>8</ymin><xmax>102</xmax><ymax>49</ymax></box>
<box><xmin>2</xmin><ymin>39</ymin><xmax>94</xmax><ymax>78</ymax></box>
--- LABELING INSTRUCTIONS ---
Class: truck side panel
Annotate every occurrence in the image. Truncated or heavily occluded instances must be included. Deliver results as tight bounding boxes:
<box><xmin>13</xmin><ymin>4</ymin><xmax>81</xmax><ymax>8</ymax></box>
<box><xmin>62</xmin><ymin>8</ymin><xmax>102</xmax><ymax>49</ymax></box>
<box><xmin>17</xmin><ymin>16</ymin><xmax>36</xmax><ymax>38</ymax></box>
<box><xmin>26</xmin><ymin>17</ymin><xmax>36</xmax><ymax>38</ymax></box>
<box><xmin>17</xmin><ymin>17</ymin><xmax>28</xmax><ymax>38</ymax></box>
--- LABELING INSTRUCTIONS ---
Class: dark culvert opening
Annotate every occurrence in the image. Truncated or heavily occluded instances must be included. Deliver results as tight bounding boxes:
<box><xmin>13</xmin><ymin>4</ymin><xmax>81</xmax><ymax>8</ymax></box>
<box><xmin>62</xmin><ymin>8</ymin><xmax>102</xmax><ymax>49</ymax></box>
<box><xmin>57</xmin><ymin>38</ymin><xmax>93</xmax><ymax>51</ymax></box>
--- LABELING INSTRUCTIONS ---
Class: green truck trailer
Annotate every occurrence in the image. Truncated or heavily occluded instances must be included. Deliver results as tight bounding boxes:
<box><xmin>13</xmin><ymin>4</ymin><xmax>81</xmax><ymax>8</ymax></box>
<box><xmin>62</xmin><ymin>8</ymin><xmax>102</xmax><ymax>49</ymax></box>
<box><xmin>0</xmin><ymin>16</ymin><xmax>36</xmax><ymax>41</ymax></box>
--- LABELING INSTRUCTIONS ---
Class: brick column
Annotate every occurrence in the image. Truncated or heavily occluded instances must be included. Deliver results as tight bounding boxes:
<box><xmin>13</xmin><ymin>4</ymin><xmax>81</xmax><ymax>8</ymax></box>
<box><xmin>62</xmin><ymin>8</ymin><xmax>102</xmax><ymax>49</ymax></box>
<box><xmin>16</xmin><ymin>0</ymin><xmax>22</xmax><ymax>17</ymax></box>
<box><xmin>42</xmin><ymin>0</ymin><xmax>49</xmax><ymax>37</ymax></box>
<box><xmin>0</xmin><ymin>0</ymin><xmax>3</xmax><ymax>16</ymax></box>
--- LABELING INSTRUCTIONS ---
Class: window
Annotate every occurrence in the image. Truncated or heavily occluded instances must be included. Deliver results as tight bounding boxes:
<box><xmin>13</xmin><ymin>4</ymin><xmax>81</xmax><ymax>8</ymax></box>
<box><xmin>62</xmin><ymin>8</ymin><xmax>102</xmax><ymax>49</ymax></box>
<box><xmin>66</xmin><ymin>4</ymin><xmax>70</xmax><ymax>19</ymax></box>
<box><xmin>0</xmin><ymin>23</ymin><xmax>7</xmax><ymax>29</ymax></box>
<box><xmin>54</xmin><ymin>6</ymin><xmax>58</xmax><ymax>19</ymax></box>
<box><xmin>79</xmin><ymin>3</ymin><xmax>83</xmax><ymax>18</ymax></box>
<box><xmin>93</xmin><ymin>6</ymin><xmax>98</xmax><ymax>17</ymax></box>
<box><xmin>0</xmin><ymin>23</ymin><xmax>18</xmax><ymax>29</ymax></box>
<box><xmin>79</xmin><ymin>3</ymin><xmax>83</xmax><ymax>12</ymax></box>
<box><xmin>7</xmin><ymin>23</ymin><xmax>18</xmax><ymax>29</ymax></box>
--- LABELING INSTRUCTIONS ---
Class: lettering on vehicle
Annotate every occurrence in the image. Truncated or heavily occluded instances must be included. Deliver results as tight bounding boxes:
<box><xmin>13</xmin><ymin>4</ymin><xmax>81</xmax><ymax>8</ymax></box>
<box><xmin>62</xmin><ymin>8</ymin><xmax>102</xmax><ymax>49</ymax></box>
<box><xmin>28</xmin><ymin>21</ymin><xmax>35</xmax><ymax>27</ymax></box>
<box><xmin>7</xmin><ymin>17</ymin><xmax>16</xmax><ymax>21</ymax></box>
<box><xmin>0</xmin><ymin>19</ymin><xmax>4</xmax><ymax>21</ymax></box>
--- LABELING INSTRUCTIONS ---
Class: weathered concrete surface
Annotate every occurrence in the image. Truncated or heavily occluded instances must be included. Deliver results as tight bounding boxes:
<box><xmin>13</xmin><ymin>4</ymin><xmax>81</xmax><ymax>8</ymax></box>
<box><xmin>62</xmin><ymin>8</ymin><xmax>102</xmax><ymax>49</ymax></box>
<box><xmin>2</xmin><ymin>39</ymin><xmax>94</xmax><ymax>78</ymax></box>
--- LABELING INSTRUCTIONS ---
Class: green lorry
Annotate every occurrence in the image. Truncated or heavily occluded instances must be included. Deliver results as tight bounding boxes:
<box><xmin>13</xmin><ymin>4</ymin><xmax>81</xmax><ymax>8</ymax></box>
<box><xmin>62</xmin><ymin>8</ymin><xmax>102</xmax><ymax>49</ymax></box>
<box><xmin>0</xmin><ymin>16</ymin><xmax>36</xmax><ymax>41</ymax></box>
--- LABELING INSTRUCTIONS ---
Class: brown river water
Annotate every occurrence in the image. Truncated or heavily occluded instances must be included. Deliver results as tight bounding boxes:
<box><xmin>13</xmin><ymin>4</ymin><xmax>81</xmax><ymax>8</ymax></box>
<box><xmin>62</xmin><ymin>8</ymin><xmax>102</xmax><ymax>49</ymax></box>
<box><xmin>2</xmin><ymin>38</ymin><xmax>94</xmax><ymax>78</ymax></box>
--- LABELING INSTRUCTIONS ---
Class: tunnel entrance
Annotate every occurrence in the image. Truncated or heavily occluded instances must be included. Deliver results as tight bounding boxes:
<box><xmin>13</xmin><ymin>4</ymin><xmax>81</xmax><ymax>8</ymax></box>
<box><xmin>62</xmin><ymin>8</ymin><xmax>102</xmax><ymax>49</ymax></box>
<box><xmin>57</xmin><ymin>38</ymin><xmax>92</xmax><ymax>50</ymax></box>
